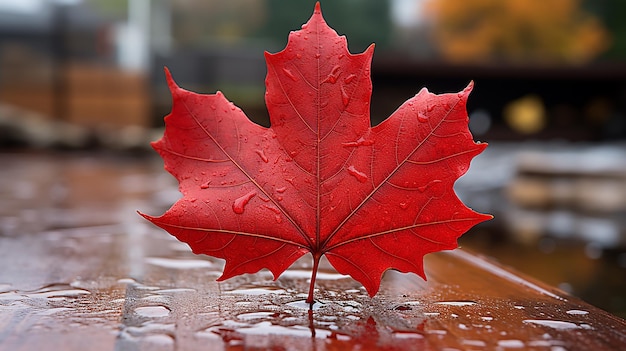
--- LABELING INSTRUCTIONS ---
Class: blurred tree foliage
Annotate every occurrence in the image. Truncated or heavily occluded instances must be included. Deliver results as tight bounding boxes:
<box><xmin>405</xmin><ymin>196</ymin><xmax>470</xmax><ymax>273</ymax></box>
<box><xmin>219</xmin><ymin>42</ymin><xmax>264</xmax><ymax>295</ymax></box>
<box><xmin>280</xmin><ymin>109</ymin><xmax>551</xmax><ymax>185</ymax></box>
<box><xmin>84</xmin><ymin>0</ymin><xmax>127</xmax><ymax>18</ymax></box>
<box><xmin>158</xmin><ymin>0</ymin><xmax>391</xmax><ymax>52</ymax></box>
<box><xmin>584</xmin><ymin>0</ymin><xmax>626</xmax><ymax>60</ymax></box>
<box><xmin>424</xmin><ymin>0</ymin><xmax>611</xmax><ymax>65</ymax></box>
<box><xmin>257</xmin><ymin>0</ymin><xmax>392</xmax><ymax>53</ymax></box>
<box><xmin>169</xmin><ymin>0</ymin><xmax>266</xmax><ymax>47</ymax></box>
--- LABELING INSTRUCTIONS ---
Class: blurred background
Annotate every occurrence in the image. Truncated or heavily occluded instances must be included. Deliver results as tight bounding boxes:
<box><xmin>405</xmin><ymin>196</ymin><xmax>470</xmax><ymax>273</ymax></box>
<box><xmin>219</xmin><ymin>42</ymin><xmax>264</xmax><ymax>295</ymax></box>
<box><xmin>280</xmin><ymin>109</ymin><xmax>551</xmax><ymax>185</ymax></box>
<box><xmin>0</xmin><ymin>0</ymin><xmax>624</xmax><ymax>317</ymax></box>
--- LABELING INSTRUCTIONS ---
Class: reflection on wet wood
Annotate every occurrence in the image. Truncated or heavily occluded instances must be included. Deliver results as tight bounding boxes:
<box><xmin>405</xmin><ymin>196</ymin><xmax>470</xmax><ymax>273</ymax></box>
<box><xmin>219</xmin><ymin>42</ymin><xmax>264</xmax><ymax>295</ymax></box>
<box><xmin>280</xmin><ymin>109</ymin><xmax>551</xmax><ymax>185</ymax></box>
<box><xmin>0</xmin><ymin>153</ymin><xmax>625</xmax><ymax>350</ymax></box>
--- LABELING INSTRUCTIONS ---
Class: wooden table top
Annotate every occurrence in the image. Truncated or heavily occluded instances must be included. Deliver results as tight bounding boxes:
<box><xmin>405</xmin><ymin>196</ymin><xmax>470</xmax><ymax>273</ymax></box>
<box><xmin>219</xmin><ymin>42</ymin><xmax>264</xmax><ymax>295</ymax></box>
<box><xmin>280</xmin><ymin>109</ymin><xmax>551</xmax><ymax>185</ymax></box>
<box><xmin>0</xmin><ymin>153</ymin><xmax>624</xmax><ymax>350</ymax></box>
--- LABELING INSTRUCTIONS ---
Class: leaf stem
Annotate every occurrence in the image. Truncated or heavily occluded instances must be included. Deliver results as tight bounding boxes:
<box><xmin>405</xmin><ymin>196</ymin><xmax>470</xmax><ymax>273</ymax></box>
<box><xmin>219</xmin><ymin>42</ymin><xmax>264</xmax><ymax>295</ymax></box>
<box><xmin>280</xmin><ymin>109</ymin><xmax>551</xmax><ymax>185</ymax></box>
<box><xmin>308</xmin><ymin>309</ymin><xmax>316</xmax><ymax>338</ymax></box>
<box><xmin>306</xmin><ymin>254</ymin><xmax>321</xmax><ymax>306</ymax></box>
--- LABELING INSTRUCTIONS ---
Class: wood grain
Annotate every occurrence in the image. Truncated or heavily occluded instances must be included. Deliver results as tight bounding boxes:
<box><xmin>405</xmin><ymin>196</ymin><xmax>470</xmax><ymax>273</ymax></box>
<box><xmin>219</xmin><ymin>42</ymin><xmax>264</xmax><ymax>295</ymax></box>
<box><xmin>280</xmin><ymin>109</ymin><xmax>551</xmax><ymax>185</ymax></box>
<box><xmin>0</xmin><ymin>153</ymin><xmax>624</xmax><ymax>350</ymax></box>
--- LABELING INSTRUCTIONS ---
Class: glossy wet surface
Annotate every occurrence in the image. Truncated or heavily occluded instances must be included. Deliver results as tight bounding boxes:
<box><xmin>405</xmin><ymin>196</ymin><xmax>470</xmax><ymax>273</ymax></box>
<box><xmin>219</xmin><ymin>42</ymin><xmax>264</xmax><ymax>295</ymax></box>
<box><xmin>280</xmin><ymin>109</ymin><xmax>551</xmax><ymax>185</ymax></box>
<box><xmin>0</xmin><ymin>152</ymin><xmax>624</xmax><ymax>350</ymax></box>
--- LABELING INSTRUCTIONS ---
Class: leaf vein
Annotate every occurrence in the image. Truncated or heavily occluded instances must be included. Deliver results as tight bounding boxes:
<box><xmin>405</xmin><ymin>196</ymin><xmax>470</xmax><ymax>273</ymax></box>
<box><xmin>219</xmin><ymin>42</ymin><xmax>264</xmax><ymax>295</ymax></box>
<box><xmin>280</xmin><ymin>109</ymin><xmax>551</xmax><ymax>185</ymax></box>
<box><xmin>323</xmin><ymin>96</ymin><xmax>463</xmax><ymax>249</ymax></box>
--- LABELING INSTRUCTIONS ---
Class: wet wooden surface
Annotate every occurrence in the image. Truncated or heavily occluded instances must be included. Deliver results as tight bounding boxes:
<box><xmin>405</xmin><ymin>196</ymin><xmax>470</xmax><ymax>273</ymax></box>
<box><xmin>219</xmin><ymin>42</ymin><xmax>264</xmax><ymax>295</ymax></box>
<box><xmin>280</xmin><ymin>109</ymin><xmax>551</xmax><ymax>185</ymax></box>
<box><xmin>1</xmin><ymin>153</ymin><xmax>625</xmax><ymax>351</ymax></box>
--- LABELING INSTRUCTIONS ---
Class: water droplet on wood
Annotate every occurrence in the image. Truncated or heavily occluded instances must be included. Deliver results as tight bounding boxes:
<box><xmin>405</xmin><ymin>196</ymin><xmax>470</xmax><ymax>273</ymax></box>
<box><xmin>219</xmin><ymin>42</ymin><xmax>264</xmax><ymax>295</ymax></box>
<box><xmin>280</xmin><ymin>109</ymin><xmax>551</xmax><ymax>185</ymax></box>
<box><xmin>394</xmin><ymin>305</ymin><xmax>412</xmax><ymax>311</ymax></box>
<box><xmin>497</xmin><ymin>340</ymin><xmax>525</xmax><ymax>348</ymax></box>
<box><xmin>435</xmin><ymin>301</ymin><xmax>477</xmax><ymax>306</ymax></box>
<box><xmin>523</xmin><ymin>320</ymin><xmax>584</xmax><ymax>330</ymax></box>
<box><xmin>146</xmin><ymin>257</ymin><xmax>213</xmax><ymax>269</ymax></box>
<box><xmin>134</xmin><ymin>305</ymin><xmax>171</xmax><ymax>318</ymax></box>
<box><xmin>566</xmin><ymin>309</ymin><xmax>589</xmax><ymax>315</ymax></box>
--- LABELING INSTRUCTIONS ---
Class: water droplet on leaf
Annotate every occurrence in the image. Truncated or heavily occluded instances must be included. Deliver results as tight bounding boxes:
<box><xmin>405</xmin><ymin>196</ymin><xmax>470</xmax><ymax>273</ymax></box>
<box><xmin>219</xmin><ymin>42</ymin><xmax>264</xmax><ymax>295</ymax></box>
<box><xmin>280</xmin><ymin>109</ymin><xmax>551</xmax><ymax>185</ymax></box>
<box><xmin>342</xmin><ymin>74</ymin><xmax>356</xmax><ymax>85</ymax></box>
<box><xmin>323</xmin><ymin>65</ymin><xmax>341</xmax><ymax>84</ymax></box>
<box><xmin>347</xmin><ymin>165</ymin><xmax>368</xmax><ymax>183</ymax></box>
<box><xmin>418</xmin><ymin>179</ymin><xmax>442</xmax><ymax>192</ymax></box>
<box><xmin>255</xmin><ymin>149</ymin><xmax>269</xmax><ymax>163</ymax></box>
<box><xmin>342</xmin><ymin>137</ymin><xmax>374</xmax><ymax>148</ymax></box>
<box><xmin>233</xmin><ymin>190</ymin><xmax>257</xmax><ymax>214</ymax></box>
<box><xmin>264</xmin><ymin>205</ymin><xmax>280</xmax><ymax>214</ymax></box>
<box><xmin>341</xmin><ymin>86</ymin><xmax>349</xmax><ymax>106</ymax></box>
<box><xmin>282</xmin><ymin>68</ymin><xmax>298</xmax><ymax>82</ymax></box>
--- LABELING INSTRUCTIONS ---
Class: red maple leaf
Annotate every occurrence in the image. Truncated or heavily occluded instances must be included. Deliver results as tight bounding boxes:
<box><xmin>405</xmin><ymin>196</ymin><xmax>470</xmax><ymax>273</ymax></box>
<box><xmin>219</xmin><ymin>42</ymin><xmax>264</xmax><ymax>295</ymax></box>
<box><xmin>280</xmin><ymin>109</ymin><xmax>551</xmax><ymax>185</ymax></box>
<box><xmin>140</xmin><ymin>3</ymin><xmax>491</xmax><ymax>303</ymax></box>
